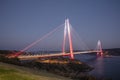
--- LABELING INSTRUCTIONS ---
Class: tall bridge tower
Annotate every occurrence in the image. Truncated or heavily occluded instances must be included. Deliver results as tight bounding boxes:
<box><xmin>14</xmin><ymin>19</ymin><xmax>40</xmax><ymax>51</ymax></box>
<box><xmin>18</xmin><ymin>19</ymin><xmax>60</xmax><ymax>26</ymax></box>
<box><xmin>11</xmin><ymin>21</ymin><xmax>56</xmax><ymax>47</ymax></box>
<box><xmin>97</xmin><ymin>40</ymin><xmax>103</xmax><ymax>56</ymax></box>
<box><xmin>62</xmin><ymin>19</ymin><xmax>74</xmax><ymax>59</ymax></box>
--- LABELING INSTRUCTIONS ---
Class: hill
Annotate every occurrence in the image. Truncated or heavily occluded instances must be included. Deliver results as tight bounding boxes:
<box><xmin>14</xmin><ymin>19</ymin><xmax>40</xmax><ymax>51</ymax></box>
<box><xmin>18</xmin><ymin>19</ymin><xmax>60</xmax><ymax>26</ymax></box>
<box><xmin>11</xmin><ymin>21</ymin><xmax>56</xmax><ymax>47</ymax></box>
<box><xmin>104</xmin><ymin>48</ymin><xmax>120</xmax><ymax>56</ymax></box>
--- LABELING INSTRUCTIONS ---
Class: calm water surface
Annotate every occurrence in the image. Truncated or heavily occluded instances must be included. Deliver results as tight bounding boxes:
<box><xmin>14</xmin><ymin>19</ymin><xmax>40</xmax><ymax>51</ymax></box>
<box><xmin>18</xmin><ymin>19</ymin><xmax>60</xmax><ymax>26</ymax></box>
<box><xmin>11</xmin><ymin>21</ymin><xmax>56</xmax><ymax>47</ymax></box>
<box><xmin>75</xmin><ymin>54</ymin><xmax>120</xmax><ymax>80</ymax></box>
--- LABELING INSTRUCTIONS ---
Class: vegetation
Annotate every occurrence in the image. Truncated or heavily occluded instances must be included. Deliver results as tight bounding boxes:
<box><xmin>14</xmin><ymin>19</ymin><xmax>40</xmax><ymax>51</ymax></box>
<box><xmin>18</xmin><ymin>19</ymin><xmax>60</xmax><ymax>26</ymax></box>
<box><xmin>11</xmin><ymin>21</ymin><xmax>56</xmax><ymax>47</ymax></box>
<box><xmin>0</xmin><ymin>62</ymin><xmax>71</xmax><ymax>80</ymax></box>
<box><xmin>0</xmin><ymin>50</ymin><xmax>94</xmax><ymax>80</ymax></box>
<box><xmin>0</xmin><ymin>50</ymin><xmax>115</xmax><ymax>80</ymax></box>
<box><xmin>0</xmin><ymin>55</ymin><xmax>21</xmax><ymax>66</ymax></box>
<box><xmin>104</xmin><ymin>48</ymin><xmax>120</xmax><ymax>56</ymax></box>
<box><xmin>33</xmin><ymin>57</ymin><xmax>94</xmax><ymax>80</ymax></box>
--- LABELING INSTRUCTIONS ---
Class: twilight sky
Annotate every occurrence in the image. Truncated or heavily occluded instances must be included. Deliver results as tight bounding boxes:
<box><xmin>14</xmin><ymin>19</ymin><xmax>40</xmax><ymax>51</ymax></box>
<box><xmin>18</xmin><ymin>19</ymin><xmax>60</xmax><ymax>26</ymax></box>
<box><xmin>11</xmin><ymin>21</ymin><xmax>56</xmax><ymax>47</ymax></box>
<box><xmin>0</xmin><ymin>0</ymin><xmax>120</xmax><ymax>51</ymax></box>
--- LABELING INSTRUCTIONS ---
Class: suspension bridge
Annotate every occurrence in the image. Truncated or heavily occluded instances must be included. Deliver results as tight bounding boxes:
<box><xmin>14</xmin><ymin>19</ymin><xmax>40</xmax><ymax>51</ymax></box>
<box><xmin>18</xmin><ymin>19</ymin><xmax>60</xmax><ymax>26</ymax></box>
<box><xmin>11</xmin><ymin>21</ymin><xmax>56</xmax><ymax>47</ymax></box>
<box><xmin>9</xmin><ymin>19</ymin><xmax>103</xmax><ymax>60</ymax></box>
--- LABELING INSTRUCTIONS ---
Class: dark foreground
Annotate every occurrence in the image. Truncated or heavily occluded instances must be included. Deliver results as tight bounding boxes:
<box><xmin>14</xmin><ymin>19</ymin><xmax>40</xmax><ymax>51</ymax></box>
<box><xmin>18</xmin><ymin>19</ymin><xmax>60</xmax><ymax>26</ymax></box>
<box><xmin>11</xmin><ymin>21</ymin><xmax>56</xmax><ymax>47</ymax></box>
<box><xmin>0</xmin><ymin>49</ymin><xmax>118</xmax><ymax>80</ymax></box>
<box><xmin>0</xmin><ymin>55</ymin><xmax>95</xmax><ymax>80</ymax></box>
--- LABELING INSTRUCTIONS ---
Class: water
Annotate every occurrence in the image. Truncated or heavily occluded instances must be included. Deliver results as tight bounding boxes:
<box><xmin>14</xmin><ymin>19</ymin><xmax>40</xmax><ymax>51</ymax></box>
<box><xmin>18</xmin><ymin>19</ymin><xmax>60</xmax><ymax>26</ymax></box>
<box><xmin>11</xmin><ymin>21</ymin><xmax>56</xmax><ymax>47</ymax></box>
<box><xmin>75</xmin><ymin>54</ymin><xmax>120</xmax><ymax>80</ymax></box>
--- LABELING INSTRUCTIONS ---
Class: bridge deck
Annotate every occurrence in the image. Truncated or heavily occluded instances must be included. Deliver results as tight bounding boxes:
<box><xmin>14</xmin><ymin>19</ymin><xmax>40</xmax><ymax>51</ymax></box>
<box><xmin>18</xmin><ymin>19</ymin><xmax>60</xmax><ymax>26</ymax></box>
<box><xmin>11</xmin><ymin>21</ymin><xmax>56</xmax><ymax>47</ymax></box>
<box><xmin>18</xmin><ymin>50</ymin><xmax>100</xmax><ymax>60</ymax></box>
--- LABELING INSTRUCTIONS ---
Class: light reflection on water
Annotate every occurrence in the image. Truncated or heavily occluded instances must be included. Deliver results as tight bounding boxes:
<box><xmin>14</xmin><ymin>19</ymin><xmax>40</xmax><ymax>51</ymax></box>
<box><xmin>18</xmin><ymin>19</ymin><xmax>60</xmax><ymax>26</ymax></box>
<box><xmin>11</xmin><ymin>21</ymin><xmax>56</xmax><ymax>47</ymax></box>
<box><xmin>75</xmin><ymin>54</ymin><xmax>120</xmax><ymax>80</ymax></box>
<box><xmin>93</xmin><ymin>57</ymin><xmax>104</xmax><ymax>77</ymax></box>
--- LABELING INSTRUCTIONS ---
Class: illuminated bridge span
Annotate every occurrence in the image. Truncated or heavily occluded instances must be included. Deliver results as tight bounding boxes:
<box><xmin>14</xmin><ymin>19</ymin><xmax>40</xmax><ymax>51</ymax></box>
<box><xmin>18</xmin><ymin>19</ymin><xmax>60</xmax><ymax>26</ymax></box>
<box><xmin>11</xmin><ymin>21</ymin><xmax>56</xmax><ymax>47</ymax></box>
<box><xmin>18</xmin><ymin>51</ymin><xmax>101</xmax><ymax>60</ymax></box>
<box><xmin>10</xmin><ymin>19</ymin><xmax>103</xmax><ymax>60</ymax></box>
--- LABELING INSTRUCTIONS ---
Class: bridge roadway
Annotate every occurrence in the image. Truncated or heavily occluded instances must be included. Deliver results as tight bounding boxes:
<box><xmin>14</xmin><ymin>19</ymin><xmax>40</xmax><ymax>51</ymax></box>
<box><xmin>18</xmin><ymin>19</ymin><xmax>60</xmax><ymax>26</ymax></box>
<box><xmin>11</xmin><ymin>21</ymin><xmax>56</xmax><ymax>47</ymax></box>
<box><xmin>18</xmin><ymin>50</ymin><xmax>100</xmax><ymax>60</ymax></box>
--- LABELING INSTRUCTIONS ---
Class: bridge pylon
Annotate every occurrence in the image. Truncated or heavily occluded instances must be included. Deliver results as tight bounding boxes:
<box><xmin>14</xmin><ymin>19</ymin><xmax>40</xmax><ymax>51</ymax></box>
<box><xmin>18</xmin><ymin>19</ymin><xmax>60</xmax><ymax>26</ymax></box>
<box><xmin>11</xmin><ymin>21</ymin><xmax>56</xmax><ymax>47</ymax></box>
<box><xmin>97</xmin><ymin>40</ymin><xmax>103</xmax><ymax>56</ymax></box>
<box><xmin>62</xmin><ymin>18</ymin><xmax>74</xmax><ymax>59</ymax></box>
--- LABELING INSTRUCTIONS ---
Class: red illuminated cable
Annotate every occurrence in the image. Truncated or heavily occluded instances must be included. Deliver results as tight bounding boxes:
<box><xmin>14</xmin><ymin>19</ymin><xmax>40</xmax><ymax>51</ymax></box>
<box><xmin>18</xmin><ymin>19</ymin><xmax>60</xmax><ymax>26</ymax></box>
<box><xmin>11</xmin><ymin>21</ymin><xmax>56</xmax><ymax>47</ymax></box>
<box><xmin>14</xmin><ymin>24</ymin><xmax>64</xmax><ymax>57</ymax></box>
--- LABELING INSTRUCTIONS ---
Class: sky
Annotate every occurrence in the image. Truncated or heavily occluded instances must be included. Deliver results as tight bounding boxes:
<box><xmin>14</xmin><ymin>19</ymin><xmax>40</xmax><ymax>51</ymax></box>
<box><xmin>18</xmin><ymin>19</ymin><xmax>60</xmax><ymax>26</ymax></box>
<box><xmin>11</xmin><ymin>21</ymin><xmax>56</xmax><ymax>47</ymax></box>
<box><xmin>0</xmin><ymin>0</ymin><xmax>120</xmax><ymax>51</ymax></box>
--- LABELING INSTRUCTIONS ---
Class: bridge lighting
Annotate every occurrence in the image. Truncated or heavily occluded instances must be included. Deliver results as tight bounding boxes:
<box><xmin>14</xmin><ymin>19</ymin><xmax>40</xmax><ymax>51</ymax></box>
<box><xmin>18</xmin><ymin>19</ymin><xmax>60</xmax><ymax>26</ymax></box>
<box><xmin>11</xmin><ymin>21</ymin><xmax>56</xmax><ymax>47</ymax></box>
<box><xmin>65</xmin><ymin>19</ymin><xmax>74</xmax><ymax>59</ymax></box>
<box><xmin>10</xmin><ymin>19</ymin><xmax>103</xmax><ymax>59</ymax></box>
<box><xmin>62</xmin><ymin>20</ymin><xmax>67</xmax><ymax>54</ymax></box>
